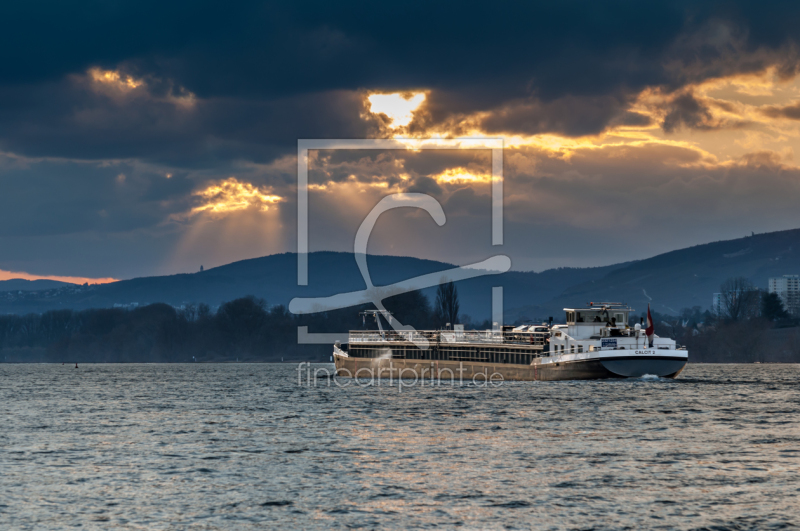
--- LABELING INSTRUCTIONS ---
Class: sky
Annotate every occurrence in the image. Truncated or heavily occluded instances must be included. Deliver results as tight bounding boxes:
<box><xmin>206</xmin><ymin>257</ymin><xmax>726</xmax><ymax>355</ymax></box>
<box><xmin>3</xmin><ymin>1</ymin><xmax>800</xmax><ymax>282</ymax></box>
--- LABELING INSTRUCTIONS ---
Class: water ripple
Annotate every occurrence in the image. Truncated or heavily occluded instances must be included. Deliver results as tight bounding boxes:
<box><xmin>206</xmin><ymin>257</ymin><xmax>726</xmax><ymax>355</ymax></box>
<box><xmin>0</xmin><ymin>363</ymin><xmax>798</xmax><ymax>529</ymax></box>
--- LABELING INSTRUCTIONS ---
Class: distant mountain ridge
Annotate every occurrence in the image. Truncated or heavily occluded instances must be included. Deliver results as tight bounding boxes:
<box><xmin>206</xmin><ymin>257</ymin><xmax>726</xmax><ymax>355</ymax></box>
<box><xmin>0</xmin><ymin>278</ymin><xmax>75</xmax><ymax>293</ymax></box>
<box><xmin>2</xmin><ymin>228</ymin><xmax>800</xmax><ymax>319</ymax></box>
<box><xmin>0</xmin><ymin>253</ymin><xmax>624</xmax><ymax>319</ymax></box>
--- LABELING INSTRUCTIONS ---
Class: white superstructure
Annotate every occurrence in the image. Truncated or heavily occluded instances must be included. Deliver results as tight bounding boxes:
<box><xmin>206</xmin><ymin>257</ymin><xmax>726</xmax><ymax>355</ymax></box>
<box><xmin>548</xmin><ymin>304</ymin><xmax>675</xmax><ymax>354</ymax></box>
<box><xmin>539</xmin><ymin>304</ymin><xmax>688</xmax><ymax>378</ymax></box>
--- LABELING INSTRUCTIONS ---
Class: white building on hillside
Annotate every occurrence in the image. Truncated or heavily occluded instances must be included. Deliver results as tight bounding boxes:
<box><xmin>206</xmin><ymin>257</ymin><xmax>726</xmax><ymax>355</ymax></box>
<box><xmin>768</xmin><ymin>274</ymin><xmax>800</xmax><ymax>315</ymax></box>
<box><xmin>712</xmin><ymin>292</ymin><xmax>722</xmax><ymax>315</ymax></box>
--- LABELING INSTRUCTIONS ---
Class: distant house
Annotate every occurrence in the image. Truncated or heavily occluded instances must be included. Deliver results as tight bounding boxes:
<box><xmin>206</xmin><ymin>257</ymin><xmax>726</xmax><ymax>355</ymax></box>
<box><xmin>768</xmin><ymin>275</ymin><xmax>800</xmax><ymax>316</ymax></box>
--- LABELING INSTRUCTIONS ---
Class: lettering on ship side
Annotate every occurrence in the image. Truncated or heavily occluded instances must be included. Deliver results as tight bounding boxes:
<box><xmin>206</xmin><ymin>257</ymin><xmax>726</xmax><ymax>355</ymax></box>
<box><xmin>634</xmin><ymin>350</ymin><xmax>655</xmax><ymax>355</ymax></box>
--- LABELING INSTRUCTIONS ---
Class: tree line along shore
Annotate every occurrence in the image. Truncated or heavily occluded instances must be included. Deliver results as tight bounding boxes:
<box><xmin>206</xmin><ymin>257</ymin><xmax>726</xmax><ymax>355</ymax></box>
<box><xmin>1</xmin><ymin>280</ymin><xmax>799</xmax><ymax>363</ymax></box>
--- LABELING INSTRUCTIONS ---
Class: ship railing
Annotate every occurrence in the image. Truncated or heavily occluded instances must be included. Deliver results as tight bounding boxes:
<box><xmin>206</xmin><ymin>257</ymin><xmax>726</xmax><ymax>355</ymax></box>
<box><xmin>348</xmin><ymin>330</ymin><xmax>439</xmax><ymax>343</ymax></box>
<box><xmin>348</xmin><ymin>330</ymin><xmax>548</xmax><ymax>346</ymax></box>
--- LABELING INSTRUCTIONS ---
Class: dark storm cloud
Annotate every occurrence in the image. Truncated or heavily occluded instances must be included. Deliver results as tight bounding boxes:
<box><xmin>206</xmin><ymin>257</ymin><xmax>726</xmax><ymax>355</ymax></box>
<box><xmin>761</xmin><ymin>101</ymin><xmax>800</xmax><ymax>120</ymax></box>
<box><xmin>407</xmin><ymin>176</ymin><xmax>443</xmax><ymax>197</ymax></box>
<box><xmin>1</xmin><ymin>2</ymin><xmax>684</xmax><ymax>96</ymax></box>
<box><xmin>0</xmin><ymin>76</ymin><xmax>379</xmax><ymax>167</ymax></box>
<box><xmin>2</xmin><ymin>1</ymin><xmax>800</xmax><ymax>277</ymax></box>
<box><xmin>661</xmin><ymin>91</ymin><xmax>750</xmax><ymax>132</ymax></box>
<box><xmin>0</xmin><ymin>157</ymin><xmax>195</xmax><ymax>237</ymax></box>
<box><xmin>477</xmin><ymin>95</ymin><xmax>634</xmax><ymax>137</ymax></box>
<box><xmin>661</xmin><ymin>91</ymin><xmax>717</xmax><ymax>132</ymax></box>
<box><xmin>1</xmin><ymin>0</ymin><xmax>800</xmax><ymax>156</ymax></box>
<box><xmin>5</xmin><ymin>1</ymin><xmax>786</xmax><ymax>97</ymax></box>
<box><xmin>411</xmin><ymin>91</ymin><xmax>657</xmax><ymax>137</ymax></box>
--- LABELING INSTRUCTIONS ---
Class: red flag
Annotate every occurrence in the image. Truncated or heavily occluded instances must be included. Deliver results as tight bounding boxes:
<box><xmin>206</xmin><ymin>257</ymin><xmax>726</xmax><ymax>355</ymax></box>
<box><xmin>645</xmin><ymin>303</ymin><xmax>655</xmax><ymax>347</ymax></box>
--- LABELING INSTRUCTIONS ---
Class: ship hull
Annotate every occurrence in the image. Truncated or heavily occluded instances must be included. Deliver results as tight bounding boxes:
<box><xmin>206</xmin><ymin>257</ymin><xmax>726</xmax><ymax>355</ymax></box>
<box><xmin>333</xmin><ymin>347</ymin><xmax>687</xmax><ymax>382</ymax></box>
<box><xmin>600</xmin><ymin>356</ymin><xmax>687</xmax><ymax>378</ymax></box>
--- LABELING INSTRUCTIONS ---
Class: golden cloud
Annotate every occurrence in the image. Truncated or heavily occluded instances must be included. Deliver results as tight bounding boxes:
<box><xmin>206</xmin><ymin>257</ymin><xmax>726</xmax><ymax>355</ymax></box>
<box><xmin>89</xmin><ymin>68</ymin><xmax>144</xmax><ymax>91</ymax></box>
<box><xmin>86</xmin><ymin>67</ymin><xmax>196</xmax><ymax>107</ymax></box>
<box><xmin>192</xmin><ymin>177</ymin><xmax>282</xmax><ymax>216</ymax></box>
<box><xmin>433</xmin><ymin>167</ymin><xmax>491</xmax><ymax>183</ymax></box>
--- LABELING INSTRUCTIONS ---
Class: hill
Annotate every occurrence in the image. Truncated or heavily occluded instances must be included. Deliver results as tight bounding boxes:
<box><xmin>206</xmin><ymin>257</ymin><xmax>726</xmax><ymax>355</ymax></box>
<box><xmin>0</xmin><ymin>253</ymin><xmax>625</xmax><ymax>320</ymax></box>
<box><xmin>531</xmin><ymin>228</ymin><xmax>800</xmax><ymax>318</ymax></box>
<box><xmin>2</xmin><ymin>228</ymin><xmax>800</xmax><ymax>320</ymax></box>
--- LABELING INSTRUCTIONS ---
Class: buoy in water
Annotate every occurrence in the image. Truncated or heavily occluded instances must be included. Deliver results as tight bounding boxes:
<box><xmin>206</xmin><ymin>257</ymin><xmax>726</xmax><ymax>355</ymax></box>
<box><xmin>75</xmin><ymin>363</ymin><xmax>78</xmax><ymax>368</ymax></box>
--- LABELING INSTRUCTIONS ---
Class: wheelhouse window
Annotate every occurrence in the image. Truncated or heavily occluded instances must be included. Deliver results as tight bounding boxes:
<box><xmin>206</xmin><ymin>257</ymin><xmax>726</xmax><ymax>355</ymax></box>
<box><xmin>582</xmin><ymin>311</ymin><xmax>606</xmax><ymax>323</ymax></box>
<box><xmin>578</xmin><ymin>309</ymin><xmax>629</xmax><ymax>324</ymax></box>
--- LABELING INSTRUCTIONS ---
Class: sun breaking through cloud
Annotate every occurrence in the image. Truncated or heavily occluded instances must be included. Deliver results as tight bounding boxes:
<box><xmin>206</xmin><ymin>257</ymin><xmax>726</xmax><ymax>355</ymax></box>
<box><xmin>191</xmin><ymin>177</ymin><xmax>283</xmax><ymax>216</ymax></box>
<box><xmin>368</xmin><ymin>92</ymin><xmax>426</xmax><ymax>127</ymax></box>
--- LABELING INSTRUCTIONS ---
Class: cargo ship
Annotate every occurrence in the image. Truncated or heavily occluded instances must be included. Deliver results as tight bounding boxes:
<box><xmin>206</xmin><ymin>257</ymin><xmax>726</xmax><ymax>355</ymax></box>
<box><xmin>332</xmin><ymin>304</ymin><xmax>688</xmax><ymax>381</ymax></box>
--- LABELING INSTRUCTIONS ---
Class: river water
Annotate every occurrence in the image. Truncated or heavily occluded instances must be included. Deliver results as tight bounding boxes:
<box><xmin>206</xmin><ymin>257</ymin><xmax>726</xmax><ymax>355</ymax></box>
<box><xmin>1</xmin><ymin>363</ymin><xmax>798</xmax><ymax>530</ymax></box>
